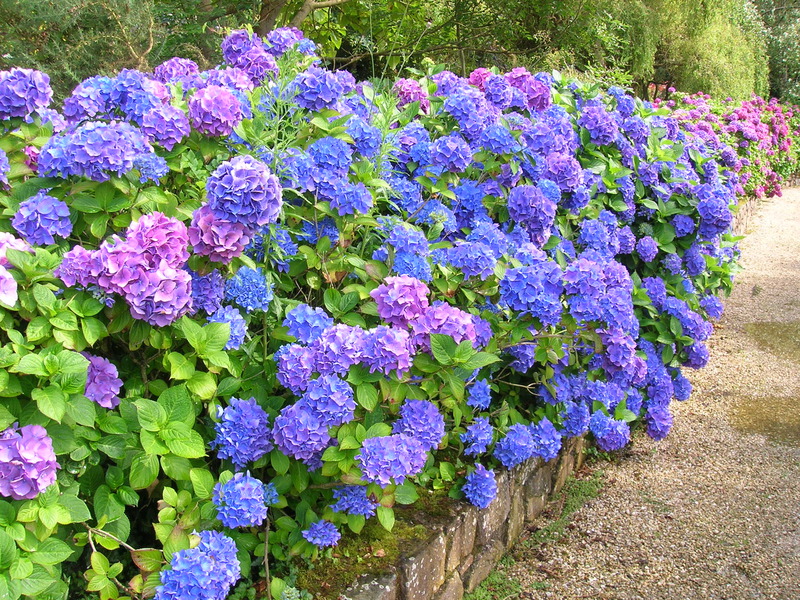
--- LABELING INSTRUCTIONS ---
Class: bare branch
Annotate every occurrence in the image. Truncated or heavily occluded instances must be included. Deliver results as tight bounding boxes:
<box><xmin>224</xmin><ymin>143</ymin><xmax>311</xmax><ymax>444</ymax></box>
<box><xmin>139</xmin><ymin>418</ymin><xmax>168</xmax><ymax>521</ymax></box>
<box><xmin>289</xmin><ymin>0</ymin><xmax>353</xmax><ymax>28</ymax></box>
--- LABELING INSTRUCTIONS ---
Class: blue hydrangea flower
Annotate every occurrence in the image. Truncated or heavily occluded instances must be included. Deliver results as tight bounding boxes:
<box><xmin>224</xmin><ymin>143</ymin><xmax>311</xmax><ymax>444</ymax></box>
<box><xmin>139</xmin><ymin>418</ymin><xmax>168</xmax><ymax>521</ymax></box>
<box><xmin>347</xmin><ymin>117</ymin><xmax>382</xmax><ymax>157</ymax></box>
<box><xmin>302</xmin><ymin>520</ymin><xmax>341</xmax><ymax>548</ymax></box>
<box><xmin>499</xmin><ymin>261</ymin><xmax>564</xmax><ymax>325</ymax></box>
<box><xmin>331</xmin><ymin>486</ymin><xmax>379</xmax><ymax>517</ymax></box>
<box><xmin>309</xmin><ymin>136</ymin><xmax>352</xmax><ymax>173</ymax></box>
<box><xmin>225</xmin><ymin>266</ymin><xmax>273</xmax><ymax>313</ymax></box>
<box><xmin>213</xmin><ymin>472</ymin><xmax>269</xmax><ymax>528</ymax></box>
<box><xmin>207</xmin><ymin>305</ymin><xmax>247</xmax><ymax>350</ymax></box>
<box><xmin>645</xmin><ymin>404</ymin><xmax>673</xmax><ymax>441</ymax></box>
<box><xmin>430</xmin><ymin>133</ymin><xmax>472</xmax><ymax>172</ymax></box>
<box><xmin>211</xmin><ymin>397</ymin><xmax>273</xmax><ymax>469</ymax></box>
<box><xmin>466</xmin><ymin>379</ymin><xmax>492</xmax><ymax>410</ymax></box>
<box><xmin>12</xmin><ymin>190</ymin><xmax>72</xmax><ymax>245</ymax></box>
<box><xmin>493</xmin><ymin>424</ymin><xmax>535</xmax><ymax>468</ymax></box>
<box><xmin>298</xmin><ymin>374</ymin><xmax>356</xmax><ymax>428</ymax></box>
<box><xmin>462</xmin><ymin>464</ymin><xmax>497</xmax><ymax>509</ymax></box>
<box><xmin>206</xmin><ymin>155</ymin><xmax>282</xmax><ymax>227</ymax></box>
<box><xmin>357</xmin><ymin>434</ymin><xmax>427</xmax><ymax>487</ymax></box>
<box><xmin>561</xmin><ymin>401</ymin><xmax>590</xmax><ymax>437</ymax></box>
<box><xmin>461</xmin><ymin>417</ymin><xmax>493</xmax><ymax>456</ymax></box>
<box><xmin>276</xmin><ymin>343</ymin><xmax>316</xmax><ymax>394</ymax></box>
<box><xmin>0</xmin><ymin>149</ymin><xmax>9</xmax><ymax>185</ymax></box>
<box><xmin>530</xmin><ymin>417</ymin><xmax>562</xmax><ymax>461</ymax></box>
<box><xmin>589</xmin><ymin>411</ymin><xmax>630</xmax><ymax>451</ymax></box>
<box><xmin>392</xmin><ymin>399</ymin><xmax>445</xmax><ymax>452</ymax></box>
<box><xmin>447</xmin><ymin>242</ymin><xmax>496</xmax><ymax>280</ymax></box>
<box><xmin>329</xmin><ymin>181</ymin><xmax>373</xmax><ymax>216</ymax></box>
<box><xmin>292</xmin><ymin>67</ymin><xmax>344</xmax><ymax>111</ymax></box>
<box><xmin>284</xmin><ymin>304</ymin><xmax>333</xmax><ymax>344</ymax></box>
<box><xmin>154</xmin><ymin>530</ymin><xmax>240</xmax><ymax>600</ymax></box>
<box><xmin>636</xmin><ymin>236</ymin><xmax>658</xmax><ymax>262</ymax></box>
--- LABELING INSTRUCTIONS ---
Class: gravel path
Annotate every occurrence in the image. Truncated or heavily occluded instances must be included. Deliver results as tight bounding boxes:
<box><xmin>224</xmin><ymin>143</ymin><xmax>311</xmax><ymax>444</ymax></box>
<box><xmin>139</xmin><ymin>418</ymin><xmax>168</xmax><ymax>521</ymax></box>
<box><xmin>510</xmin><ymin>190</ymin><xmax>800</xmax><ymax>599</ymax></box>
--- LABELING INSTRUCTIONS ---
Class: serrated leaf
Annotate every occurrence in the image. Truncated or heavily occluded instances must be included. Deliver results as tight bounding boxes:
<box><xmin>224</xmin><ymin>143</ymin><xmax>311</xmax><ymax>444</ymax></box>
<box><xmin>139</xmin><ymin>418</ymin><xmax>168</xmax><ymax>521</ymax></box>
<box><xmin>160</xmin><ymin>423</ymin><xmax>205</xmax><ymax>459</ymax></box>
<box><xmin>131</xmin><ymin>549</ymin><xmax>163</xmax><ymax>573</ymax></box>
<box><xmin>356</xmin><ymin>384</ymin><xmax>379</xmax><ymax>411</ymax></box>
<box><xmin>189</xmin><ymin>468</ymin><xmax>215</xmax><ymax>499</ymax></box>
<box><xmin>0</xmin><ymin>530</ymin><xmax>15</xmax><ymax>569</ymax></box>
<box><xmin>186</xmin><ymin>371</ymin><xmax>216</xmax><ymax>400</ymax></box>
<box><xmin>32</xmin><ymin>385</ymin><xmax>66</xmax><ymax>422</ymax></box>
<box><xmin>30</xmin><ymin>538</ymin><xmax>73</xmax><ymax>565</ymax></box>
<box><xmin>129</xmin><ymin>453</ymin><xmax>160</xmax><ymax>490</ymax></box>
<box><xmin>429</xmin><ymin>333</ymin><xmax>457</xmax><ymax>365</ymax></box>
<box><xmin>461</xmin><ymin>352</ymin><xmax>501</xmax><ymax>371</ymax></box>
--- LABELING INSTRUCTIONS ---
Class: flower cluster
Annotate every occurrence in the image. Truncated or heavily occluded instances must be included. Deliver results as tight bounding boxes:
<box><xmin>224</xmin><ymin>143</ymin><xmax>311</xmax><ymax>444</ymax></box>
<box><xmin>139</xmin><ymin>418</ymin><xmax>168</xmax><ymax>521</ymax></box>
<box><xmin>212</xmin><ymin>397</ymin><xmax>273</xmax><ymax>469</ymax></box>
<box><xmin>213</xmin><ymin>472</ymin><xmax>270</xmax><ymax>528</ymax></box>
<box><xmin>0</xmin><ymin>424</ymin><xmax>58</xmax><ymax>500</ymax></box>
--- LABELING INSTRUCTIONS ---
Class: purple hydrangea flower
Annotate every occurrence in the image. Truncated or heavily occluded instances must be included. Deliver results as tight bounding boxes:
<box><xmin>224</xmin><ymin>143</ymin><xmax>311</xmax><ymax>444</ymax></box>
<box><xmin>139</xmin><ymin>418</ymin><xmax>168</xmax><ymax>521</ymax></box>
<box><xmin>272</xmin><ymin>404</ymin><xmax>331</xmax><ymax>461</ymax></box>
<box><xmin>141</xmin><ymin>105</ymin><xmax>191</xmax><ymax>150</ymax></box>
<box><xmin>362</xmin><ymin>326</ymin><xmax>413</xmax><ymax>376</ymax></box>
<box><xmin>211</xmin><ymin>397</ymin><xmax>273</xmax><ymax>469</ymax></box>
<box><xmin>371</xmin><ymin>275</ymin><xmax>430</xmax><ymax>327</ymax></box>
<box><xmin>213</xmin><ymin>472</ymin><xmax>270</xmax><ymax>528</ymax></box>
<box><xmin>83</xmin><ymin>353</ymin><xmax>122</xmax><ymax>409</ymax></box>
<box><xmin>206</xmin><ymin>155</ymin><xmax>282</xmax><ymax>227</ymax></box>
<box><xmin>545</xmin><ymin>152</ymin><xmax>584</xmax><ymax>193</ymax></box>
<box><xmin>302</xmin><ymin>520</ymin><xmax>340</xmax><ymax>548</ymax></box>
<box><xmin>153</xmin><ymin>57</ymin><xmax>200</xmax><ymax>86</ymax></box>
<box><xmin>0</xmin><ymin>68</ymin><xmax>52</xmax><ymax>119</ymax></box>
<box><xmin>578</xmin><ymin>104</ymin><xmax>619</xmax><ymax>145</ymax></box>
<box><xmin>331</xmin><ymin>486</ymin><xmax>379</xmax><ymax>517</ymax></box>
<box><xmin>189</xmin><ymin>204</ymin><xmax>253</xmax><ymax>264</ymax></box>
<box><xmin>292</xmin><ymin>67</ymin><xmax>344</xmax><ymax>112</ymax></box>
<box><xmin>636</xmin><ymin>236</ymin><xmax>658</xmax><ymax>262</ymax></box>
<box><xmin>0</xmin><ymin>424</ymin><xmax>58</xmax><ymax>500</ymax></box>
<box><xmin>447</xmin><ymin>242</ymin><xmax>497</xmax><ymax>280</ymax></box>
<box><xmin>461</xmin><ymin>417</ymin><xmax>493</xmax><ymax>455</ymax></box>
<box><xmin>409</xmin><ymin>301</ymin><xmax>478</xmax><ymax>351</ymax></box>
<box><xmin>266</xmin><ymin>27</ymin><xmax>305</xmax><ymax>56</ymax></box>
<box><xmin>125</xmin><ymin>263</ymin><xmax>193</xmax><ymax>327</ymax></box>
<box><xmin>493</xmin><ymin>423</ymin><xmax>535</xmax><ymax>468</ymax></box>
<box><xmin>225</xmin><ymin>266</ymin><xmax>273</xmax><ymax>313</ymax></box>
<box><xmin>0</xmin><ymin>149</ymin><xmax>8</xmax><ymax>184</ymax></box>
<box><xmin>311</xmin><ymin>324</ymin><xmax>365</xmax><ymax>375</ymax></box>
<box><xmin>671</xmin><ymin>214</ymin><xmax>695</xmax><ymax>237</ymax></box>
<box><xmin>645</xmin><ymin>404</ymin><xmax>673</xmax><ymax>441</ymax></box>
<box><xmin>430</xmin><ymin>133</ymin><xmax>472</xmax><ymax>172</ymax></box>
<box><xmin>700</xmin><ymin>295</ymin><xmax>724</xmax><ymax>320</ymax></box>
<box><xmin>12</xmin><ymin>191</ymin><xmax>72</xmax><ymax>245</ymax></box>
<box><xmin>188</xmin><ymin>85</ymin><xmax>243</xmax><ymax>136</ymax></box>
<box><xmin>276</xmin><ymin>343</ymin><xmax>316</xmax><ymax>394</ymax></box>
<box><xmin>328</xmin><ymin>181</ymin><xmax>373</xmax><ymax>216</ymax></box>
<box><xmin>233</xmin><ymin>45</ymin><xmax>279</xmax><ymax>85</ymax></box>
<box><xmin>284</xmin><ymin>304</ymin><xmax>334</xmax><ymax>344</ymax></box>
<box><xmin>462</xmin><ymin>464</ymin><xmax>497</xmax><ymax>509</ymax></box>
<box><xmin>392</xmin><ymin>400</ymin><xmax>445</xmax><ymax>452</ymax></box>
<box><xmin>393</xmin><ymin>78</ymin><xmax>429</xmax><ymax>111</ymax></box>
<box><xmin>0</xmin><ymin>265</ymin><xmax>17</xmax><ymax>307</ymax></box>
<box><xmin>208</xmin><ymin>305</ymin><xmax>247</xmax><ymax>350</ymax></box>
<box><xmin>154</xmin><ymin>530</ymin><xmax>240</xmax><ymax>600</ymax></box>
<box><xmin>684</xmin><ymin>342</ymin><xmax>709</xmax><ymax>369</ymax></box>
<box><xmin>561</xmin><ymin>401</ymin><xmax>590</xmax><ymax>438</ymax></box>
<box><xmin>530</xmin><ymin>417</ymin><xmax>562</xmax><ymax>461</ymax></box>
<box><xmin>357</xmin><ymin>434</ymin><xmax>427</xmax><ymax>487</ymax></box>
<box><xmin>507</xmin><ymin>185</ymin><xmax>557</xmax><ymax>246</ymax></box>
<box><xmin>298</xmin><ymin>374</ymin><xmax>356</xmax><ymax>428</ymax></box>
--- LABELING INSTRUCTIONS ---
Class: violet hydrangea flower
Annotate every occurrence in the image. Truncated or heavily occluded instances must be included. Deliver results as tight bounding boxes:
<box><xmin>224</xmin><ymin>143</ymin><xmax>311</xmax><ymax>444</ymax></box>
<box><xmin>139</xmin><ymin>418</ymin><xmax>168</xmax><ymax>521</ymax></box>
<box><xmin>188</xmin><ymin>204</ymin><xmax>253</xmax><ymax>263</ymax></box>
<box><xmin>11</xmin><ymin>190</ymin><xmax>72</xmax><ymax>245</ymax></box>
<box><xmin>188</xmin><ymin>85</ymin><xmax>243</xmax><ymax>136</ymax></box>
<box><xmin>0</xmin><ymin>68</ymin><xmax>53</xmax><ymax>120</ymax></box>
<box><xmin>357</xmin><ymin>434</ymin><xmax>427</xmax><ymax>487</ymax></box>
<box><xmin>0</xmin><ymin>424</ymin><xmax>58</xmax><ymax>500</ymax></box>
<box><xmin>461</xmin><ymin>417</ymin><xmax>493</xmax><ymax>456</ymax></box>
<box><xmin>206</xmin><ymin>155</ymin><xmax>282</xmax><ymax>227</ymax></box>
<box><xmin>283</xmin><ymin>304</ymin><xmax>334</xmax><ymax>344</ymax></box>
<box><xmin>271</xmin><ymin>404</ymin><xmax>331</xmax><ymax>462</ymax></box>
<box><xmin>409</xmin><ymin>301</ymin><xmax>478</xmax><ymax>351</ymax></box>
<box><xmin>297</xmin><ymin>374</ymin><xmax>356</xmax><ymax>428</ymax></box>
<box><xmin>189</xmin><ymin>270</ymin><xmax>225</xmax><ymax>315</ymax></box>
<box><xmin>83</xmin><ymin>353</ymin><xmax>123</xmax><ymax>409</ymax></box>
<box><xmin>331</xmin><ymin>486</ymin><xmax>378</xmax><ymax>517</ymax></box>
<box><xmin>362</xmin><ymin>326</ymin><xmax>413</xmax><ymax>376</ymax></box>
<box><xmin>370</xmin><ymin>275</ymin><xmax>430</xmax><ymax>327</ymax></box>
<box><xmin>392</xmin><ymin>400</ymin><xmax>445</xmax><ymax>451</ymax></box>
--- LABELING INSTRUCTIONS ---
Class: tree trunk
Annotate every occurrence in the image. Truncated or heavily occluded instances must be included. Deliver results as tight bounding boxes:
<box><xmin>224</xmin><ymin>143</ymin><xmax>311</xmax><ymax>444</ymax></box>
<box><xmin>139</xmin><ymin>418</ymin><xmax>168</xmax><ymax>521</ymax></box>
<box><xmin>257</xmin><ymin>0</ymin><xmax>289</xmax><ymax>36</ymax></box>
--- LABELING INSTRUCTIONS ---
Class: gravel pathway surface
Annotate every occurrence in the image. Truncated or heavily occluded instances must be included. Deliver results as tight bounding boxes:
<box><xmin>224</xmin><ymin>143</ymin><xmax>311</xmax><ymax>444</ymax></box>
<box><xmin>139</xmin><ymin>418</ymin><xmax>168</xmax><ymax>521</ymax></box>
<box><xmin>510</xmin><ymin>190</ymin><xmax>800</xmax><ymax>599</ymax></box>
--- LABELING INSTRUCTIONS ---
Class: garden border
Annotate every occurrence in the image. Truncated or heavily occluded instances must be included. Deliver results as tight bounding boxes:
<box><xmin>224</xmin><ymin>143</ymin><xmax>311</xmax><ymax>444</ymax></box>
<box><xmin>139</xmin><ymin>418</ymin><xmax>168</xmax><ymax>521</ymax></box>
<box><xmin>340</xmin><ymin>436</ymin><xmax>586</xmax><ymax>600</ymax></box>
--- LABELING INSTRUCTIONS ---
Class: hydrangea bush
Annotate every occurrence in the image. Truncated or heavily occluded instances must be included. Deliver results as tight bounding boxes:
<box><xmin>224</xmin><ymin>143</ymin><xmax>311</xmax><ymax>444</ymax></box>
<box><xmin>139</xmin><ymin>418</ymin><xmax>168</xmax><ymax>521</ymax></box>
<box><xmin>0</xmin><ymin>27</ymin><xmax>797</xmax><ymax>600</ymax></box>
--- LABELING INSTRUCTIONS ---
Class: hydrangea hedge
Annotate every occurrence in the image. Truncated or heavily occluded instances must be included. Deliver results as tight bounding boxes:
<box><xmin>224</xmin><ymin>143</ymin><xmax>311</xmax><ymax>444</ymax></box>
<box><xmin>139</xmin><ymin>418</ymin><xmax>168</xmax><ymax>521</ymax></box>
<box><xmin>0</xmin><ymin>27</ymin><xmax>798</xmax><ymax>600</ymax></box>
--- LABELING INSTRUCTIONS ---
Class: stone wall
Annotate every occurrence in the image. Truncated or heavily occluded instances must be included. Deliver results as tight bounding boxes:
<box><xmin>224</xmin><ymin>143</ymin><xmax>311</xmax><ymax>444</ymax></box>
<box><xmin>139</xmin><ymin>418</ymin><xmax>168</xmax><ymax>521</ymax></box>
<box><xmin>342</xmin><ymin>437</ymin><xmax>586</xmax><ymax>600</ymax></box>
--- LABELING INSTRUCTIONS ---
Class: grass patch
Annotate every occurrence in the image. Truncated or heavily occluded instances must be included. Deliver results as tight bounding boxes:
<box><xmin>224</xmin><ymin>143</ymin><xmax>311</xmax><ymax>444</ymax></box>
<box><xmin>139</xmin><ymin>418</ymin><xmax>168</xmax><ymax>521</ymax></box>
<box><xmin>464</xmin><ymin>555</ymin><xmax>523</xmax><ymax>600</ymax></box>
<box><xmin>525</xmin><ymin>470</ymin><xmax>604</xmax><ymax>546</ymax></box>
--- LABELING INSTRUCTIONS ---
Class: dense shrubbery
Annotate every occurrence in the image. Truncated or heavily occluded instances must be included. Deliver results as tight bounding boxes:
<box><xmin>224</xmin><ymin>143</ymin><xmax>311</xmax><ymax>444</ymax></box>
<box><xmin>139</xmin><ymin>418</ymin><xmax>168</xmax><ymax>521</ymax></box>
<box><xmin>662</xmin><ymin>92</ymin><xmax>800</xmax><ymax>197</ymax></box>
<box><xmin>0</xmin><ymin>26</ymin><xmax>797</xmax><ymax>600</ymax></box>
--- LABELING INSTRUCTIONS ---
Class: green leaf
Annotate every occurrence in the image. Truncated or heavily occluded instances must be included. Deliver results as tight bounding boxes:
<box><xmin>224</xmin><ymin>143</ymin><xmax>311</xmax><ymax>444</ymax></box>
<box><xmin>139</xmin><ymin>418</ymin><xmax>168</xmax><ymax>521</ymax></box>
<box><xmin>12</xmin><ymin>353</ymin><xmax>47</xmax><ymax>376</ymax></box>
<box><xmin>430</xmin><ymin>333</ymin><xmax>457</xmax><ymax>365</ymax></box>
<box><xmin>129</xmin><ymin>453</ymin><xmax>160</xmax><ymax>490</ymax></box>
<box><xmin>17</xmin><ymin>565</ymin><xmax>54</xmax><ymax>596</ymax></box>
<box><xmin>66</xmin><ymin>394</ymin><xmax>96</xmax><ymax>427</ymax></box>
<box><xmin>26</xmin><ymin>317</ymin><xmax>51</xmax><ymax>342</ymax></box>
<box><xmin>461</xmin><ymin>352</ymin><xmax>501</xmax><ymax>371</ymax></box>
<box><xmin>81</xmin><ymin>317</ymin><xmax>108</xmax><ymax>346</ymax></box>
<box><xmin>30</xmin><ymin>538</ymin><xmax>73</xmax><ymax>565</ymax></box>
<box><xmin>160</xmin><ymin>423</ymin><xmax>206</xmax><ymax>459</ymax></box>
<box><xmin>323</xmin><ymin>288</ymin><xmax>342</xmax><ymax>316</ymax></box>
<box><xmin>93</xmin><ymin>486</ymin><xmax>125</xmax><ymax>522</ymax></box>
<box><xmin>50</xmin><ymin>310</ymin><xmax>78</xmax><ymax>331</ymax></box>
<box><xmin>376</xmin><ymin>506</ymin><xmax>395</xmax><ymax>531</ymax></box>
<box><xmin>187</xmin><ymin>371</ymin><xmax>216</xmax><ymax>400</ymax></box>
<box><xmin>189</xmin><ymin>469</ymin><xmax>215</xmax><ymax>499</ymax></box>
<box><xmin>0</xmin><ymin>530</ymin><xmax>16</xmax><ymax>570</ymax></box>
<box><xmin>157</xmin><ymin>385</ymin><xmax>193</xmax><ymax>425</ymax></box>
<box><xmin>9</xmin><ymin>557</ymin><xmax>32</xmax><ymax>580</ymax></box>
<box><xmin>394</xmin><ymin>482</ymin><xmax>419</xmax><ymax>505</ymax></box>
<box><xmin>0</xmin><ymin>404</ymin><xmax>13</xmax><ymax>430</ymax></box>
<box><xmin>439</xmin><ymin>462</ymin><xmax>456</xmax><ymax>481</ymax></box>
<box><xmin>135</xmin><ymin>399</ymin><xmax>167</xmax><ymax>432</ymax></box>
<box><xmin>270</xmin><ymin>450</ymin><xmax>290</xmax><ymax>475</ymax></box>
<box><xmin>203</xmin><ymin>322</ymin><xmax>230</xmax><ymax>354</ymax></box>
<box><xmin>56</xmin><ymin>350</ymin><xmax>89</xmax><ymax>374</ymax></box>
<box><xmin>179</xmin><ymin>317</ymin><xmax>206</xmax><ymax>353</ymax></box>
<box><xmin>356</xmin><ymin>384</ymin><xmax>379</xmax><ymax>411</ymax></box>
<box><xmin>60</xmin><ymin>494</ymin><xmax>91</xmax><ymax>523</ymax></box>
<box><xmin>130</xmin><ymin>549</ymin><xmax>163</xmax><ymax>573</ymax></box>
<box><xmin>32</xmin><ymin>385</ymin><xmax>67</xmax><ymax>422</ymax></box>
<box><xmin>347</xmin><ymin>513</ymin><xmax>365</xmax><ymax>534</ymax></box>
<box><xmin>32</xmin><ymin>284</ymin><xmax>57</xmax><ymax>313</ymax></box>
